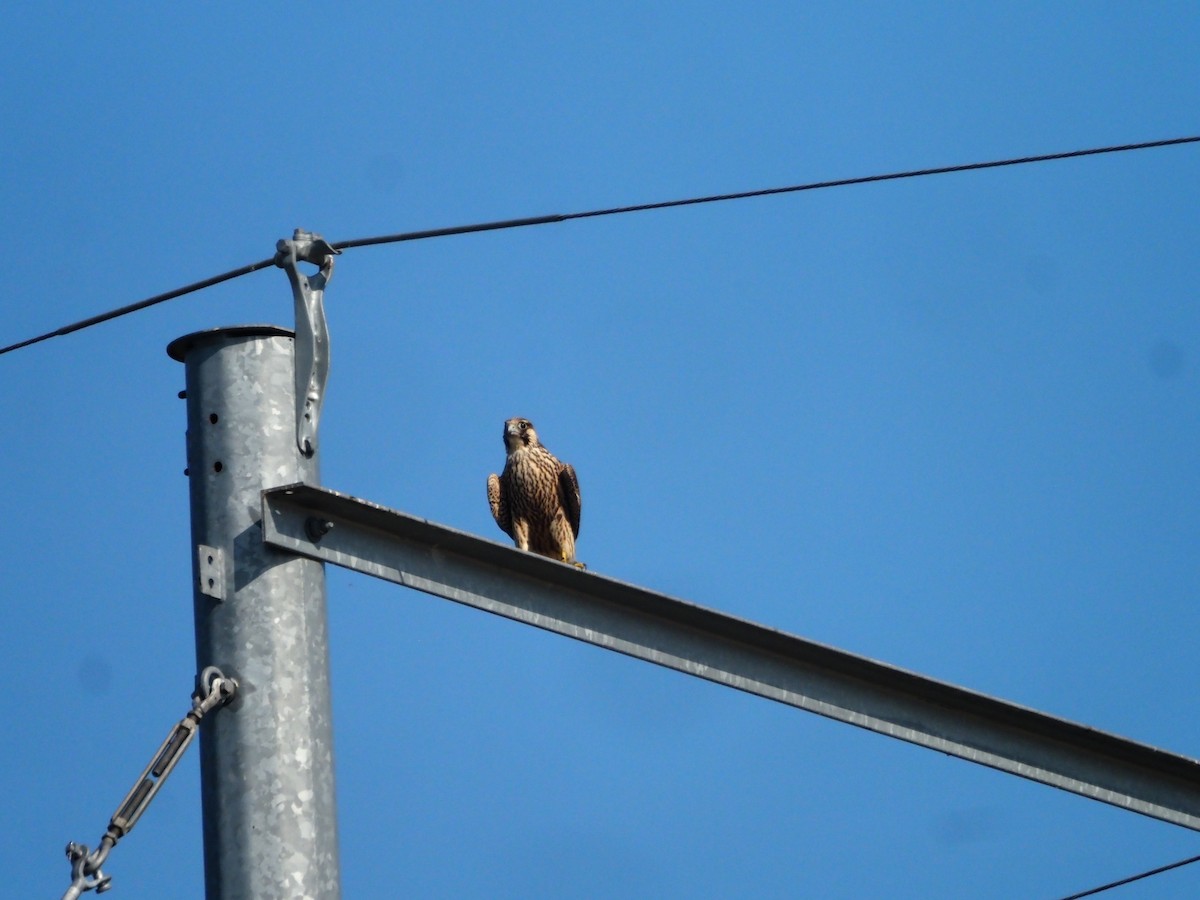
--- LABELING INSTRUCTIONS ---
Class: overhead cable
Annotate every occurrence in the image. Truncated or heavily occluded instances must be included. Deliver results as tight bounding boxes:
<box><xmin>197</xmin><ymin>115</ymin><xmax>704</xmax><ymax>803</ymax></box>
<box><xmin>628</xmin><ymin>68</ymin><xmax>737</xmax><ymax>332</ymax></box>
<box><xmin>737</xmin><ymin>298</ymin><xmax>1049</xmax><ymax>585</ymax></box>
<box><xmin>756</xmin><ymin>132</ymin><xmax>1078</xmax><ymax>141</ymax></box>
<box><xmin>2</xmin><ymin>135</ymin><xmax>1196</xmax><ymax>358</ymax></box>
<box><xmin>1056</xmin><ymin>850</ymin><xmax>1200</xmax><ymax>899</ymax></box>
<box><xmin>332</xmin><ymin>135</ymin><xmax>1200</xmax><ymax>251</ymax></box>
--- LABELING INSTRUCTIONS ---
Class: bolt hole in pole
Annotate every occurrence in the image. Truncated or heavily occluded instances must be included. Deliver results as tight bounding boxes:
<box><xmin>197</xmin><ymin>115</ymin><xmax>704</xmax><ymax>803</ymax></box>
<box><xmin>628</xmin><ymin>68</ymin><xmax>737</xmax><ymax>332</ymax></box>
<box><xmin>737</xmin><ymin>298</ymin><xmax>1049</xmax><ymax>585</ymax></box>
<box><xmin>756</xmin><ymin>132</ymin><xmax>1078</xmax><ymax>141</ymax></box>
<box><xmin>209</xmin><ymin>413</ymin><xmax>219</xmax><ymax>424</ymax></box>
<box><xmin>213</xmin><ymin>461</ymin><xmax>223</xmax><ymax>473</ymax></box>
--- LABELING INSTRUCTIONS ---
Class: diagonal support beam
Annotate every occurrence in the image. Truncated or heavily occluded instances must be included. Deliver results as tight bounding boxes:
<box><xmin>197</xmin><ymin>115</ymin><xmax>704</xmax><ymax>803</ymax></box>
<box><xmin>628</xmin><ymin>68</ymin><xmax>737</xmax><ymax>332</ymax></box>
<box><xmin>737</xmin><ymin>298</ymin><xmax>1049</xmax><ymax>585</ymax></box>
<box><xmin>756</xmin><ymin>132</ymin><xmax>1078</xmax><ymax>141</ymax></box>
<box><xmin>262</xmin><ymin>483</ymin><xmax>1200</xmax><ymax>831</ymax></box>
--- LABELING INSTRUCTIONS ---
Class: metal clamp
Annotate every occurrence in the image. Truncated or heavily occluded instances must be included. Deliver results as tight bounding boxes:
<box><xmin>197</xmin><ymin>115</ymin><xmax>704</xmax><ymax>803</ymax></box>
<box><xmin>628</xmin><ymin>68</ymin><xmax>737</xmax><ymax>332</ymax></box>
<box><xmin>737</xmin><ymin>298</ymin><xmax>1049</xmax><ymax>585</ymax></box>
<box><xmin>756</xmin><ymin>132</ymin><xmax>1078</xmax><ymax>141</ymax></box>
<box><xmin>61</xmin><ymin>667</ymin><xmax>238</xmax><ymax>899</ymax></box>
<box><xmin>274</xmin><ymin>229</ymin><xmax>339</xmax><ymax>458</ymax></box>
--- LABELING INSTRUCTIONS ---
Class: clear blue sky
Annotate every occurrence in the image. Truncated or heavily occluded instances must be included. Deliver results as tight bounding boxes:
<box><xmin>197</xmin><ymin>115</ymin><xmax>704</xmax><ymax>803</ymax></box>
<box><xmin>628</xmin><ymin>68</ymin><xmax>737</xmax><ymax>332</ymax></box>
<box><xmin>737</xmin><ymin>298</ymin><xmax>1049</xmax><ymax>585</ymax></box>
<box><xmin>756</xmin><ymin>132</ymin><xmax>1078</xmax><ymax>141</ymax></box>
<box><xmin>4</xmin><ymin>4</ymin><xmax>1199</xmax><ymax>897</ymax></box>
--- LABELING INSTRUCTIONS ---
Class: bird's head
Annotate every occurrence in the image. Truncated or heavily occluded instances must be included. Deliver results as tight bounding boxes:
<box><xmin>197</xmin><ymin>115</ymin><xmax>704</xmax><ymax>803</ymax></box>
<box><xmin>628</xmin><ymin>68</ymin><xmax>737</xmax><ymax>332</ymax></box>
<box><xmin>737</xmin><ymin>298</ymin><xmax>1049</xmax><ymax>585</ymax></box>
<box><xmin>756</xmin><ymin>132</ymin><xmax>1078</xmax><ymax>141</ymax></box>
<box><xmin>503</xmin><ymin>417</ymin><xmax>539</xmax><ymax>451</ymax></box>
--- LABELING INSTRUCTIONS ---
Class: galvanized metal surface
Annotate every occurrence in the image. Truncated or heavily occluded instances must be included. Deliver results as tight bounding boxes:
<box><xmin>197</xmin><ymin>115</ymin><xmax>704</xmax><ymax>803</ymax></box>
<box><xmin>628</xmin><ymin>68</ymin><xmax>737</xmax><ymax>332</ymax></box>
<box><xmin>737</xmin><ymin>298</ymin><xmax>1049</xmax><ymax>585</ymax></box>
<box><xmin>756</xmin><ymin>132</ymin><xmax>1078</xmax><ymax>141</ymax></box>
<box><xmin>169</xmin><ymin>329</ymin><xmax>340</xmax><ymax>899</ymax></box>
<box><xmin>197</xmin><ymin>545</ymin><xmax>225</xmax><ymax>601</ymax></box>
<box><xmin>263</xmin><ymin>482</ymin><xmax>1200</xmax><ymax>832</ymax></box>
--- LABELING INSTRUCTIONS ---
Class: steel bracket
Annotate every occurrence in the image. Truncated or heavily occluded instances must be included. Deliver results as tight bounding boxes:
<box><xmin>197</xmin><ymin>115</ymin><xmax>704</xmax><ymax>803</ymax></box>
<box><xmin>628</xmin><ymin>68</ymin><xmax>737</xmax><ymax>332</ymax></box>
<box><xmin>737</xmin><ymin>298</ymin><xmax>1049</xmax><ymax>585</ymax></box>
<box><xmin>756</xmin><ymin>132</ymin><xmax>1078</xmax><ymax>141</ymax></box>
<box><xmin>261</xmin><ymin>482</ymin><xmax>1200</xmax><ymax>833</ymax></box>
<box><xmin>274</xmin><ymin>229</ymin><xmax>339</xmax><ymax>458</ymax></box>
<box><xmin>197</xmin><ymin>544</ymin><xmax>225</xmax><ymax>601</ymax></box>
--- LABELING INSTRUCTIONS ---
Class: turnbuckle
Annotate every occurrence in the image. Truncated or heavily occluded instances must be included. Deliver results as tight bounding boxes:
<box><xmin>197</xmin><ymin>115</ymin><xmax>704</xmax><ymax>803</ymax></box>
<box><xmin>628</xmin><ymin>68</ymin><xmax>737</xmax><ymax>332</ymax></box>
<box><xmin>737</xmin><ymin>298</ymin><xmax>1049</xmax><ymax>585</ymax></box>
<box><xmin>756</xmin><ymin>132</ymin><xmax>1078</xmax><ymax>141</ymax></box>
<box><xmin>61</xmin><ymin>666</ymin><xmax>238</xmax><ymax>899</ymax></box>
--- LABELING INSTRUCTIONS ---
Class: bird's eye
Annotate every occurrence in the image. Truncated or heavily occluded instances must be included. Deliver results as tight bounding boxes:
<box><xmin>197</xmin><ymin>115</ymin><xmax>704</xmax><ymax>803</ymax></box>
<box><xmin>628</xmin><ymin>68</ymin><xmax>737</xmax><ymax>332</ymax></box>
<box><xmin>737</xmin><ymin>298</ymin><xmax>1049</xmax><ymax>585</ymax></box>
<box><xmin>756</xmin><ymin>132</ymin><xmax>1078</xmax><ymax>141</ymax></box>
<box><xmin>519</xmin><ymin>422</ymin><xmax>528</xmax><ymax>430</ymax></box>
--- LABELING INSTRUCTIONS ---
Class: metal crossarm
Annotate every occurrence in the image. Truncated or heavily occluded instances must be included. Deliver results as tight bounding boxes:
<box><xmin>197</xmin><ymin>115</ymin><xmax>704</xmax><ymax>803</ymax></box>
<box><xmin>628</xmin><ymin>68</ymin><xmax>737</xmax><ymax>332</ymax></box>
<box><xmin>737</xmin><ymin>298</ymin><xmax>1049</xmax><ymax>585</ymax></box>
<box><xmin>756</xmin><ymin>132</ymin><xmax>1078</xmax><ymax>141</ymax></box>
<box><xmin>262</xmin><ymin>482</ymin><xmax>1200</xmax><ymax>832</ymax></box>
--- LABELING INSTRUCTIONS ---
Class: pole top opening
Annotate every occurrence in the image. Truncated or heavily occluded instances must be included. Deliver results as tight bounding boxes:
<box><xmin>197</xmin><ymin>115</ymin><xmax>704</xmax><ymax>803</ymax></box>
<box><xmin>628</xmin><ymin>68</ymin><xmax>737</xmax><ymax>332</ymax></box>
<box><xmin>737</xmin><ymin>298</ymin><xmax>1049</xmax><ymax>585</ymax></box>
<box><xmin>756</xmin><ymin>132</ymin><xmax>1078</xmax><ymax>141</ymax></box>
<box><xmin>166</xmin><ymin>325</ymin><xmax>295</xmax><ymax>362</ymax></box>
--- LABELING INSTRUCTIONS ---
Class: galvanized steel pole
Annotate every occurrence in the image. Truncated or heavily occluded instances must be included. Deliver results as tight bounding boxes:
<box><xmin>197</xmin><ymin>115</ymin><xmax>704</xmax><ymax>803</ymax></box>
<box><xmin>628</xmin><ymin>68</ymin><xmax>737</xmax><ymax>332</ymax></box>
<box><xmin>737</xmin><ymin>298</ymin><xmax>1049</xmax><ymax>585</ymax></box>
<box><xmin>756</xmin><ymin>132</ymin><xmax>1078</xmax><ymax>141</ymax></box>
<box><xmin>168</xmin><ymin>326</ymin><xmax>340</xmax><ymax>900</ymax></box>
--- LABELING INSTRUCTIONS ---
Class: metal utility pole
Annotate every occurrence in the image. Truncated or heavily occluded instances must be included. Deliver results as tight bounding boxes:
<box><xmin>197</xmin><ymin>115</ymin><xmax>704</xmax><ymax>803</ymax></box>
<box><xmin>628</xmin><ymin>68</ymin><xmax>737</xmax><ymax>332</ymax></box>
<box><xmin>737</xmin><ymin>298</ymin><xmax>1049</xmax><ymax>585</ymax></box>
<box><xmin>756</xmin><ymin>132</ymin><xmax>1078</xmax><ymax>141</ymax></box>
<box><xmin>169</xmin><ymin>317</ymin><xmax>340</xmax><ymax>896</ymax></box>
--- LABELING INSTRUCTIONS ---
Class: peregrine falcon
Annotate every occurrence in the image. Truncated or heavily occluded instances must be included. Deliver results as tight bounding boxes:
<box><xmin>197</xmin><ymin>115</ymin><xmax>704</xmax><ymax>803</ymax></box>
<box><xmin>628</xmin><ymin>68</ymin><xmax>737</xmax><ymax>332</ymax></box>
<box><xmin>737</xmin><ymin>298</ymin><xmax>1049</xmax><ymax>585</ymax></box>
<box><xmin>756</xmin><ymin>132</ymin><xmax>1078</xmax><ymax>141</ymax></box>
<box><xmin>487</xmin><ymin>418</ymin><xmax>583</xmax><ymax>566</ymax></box>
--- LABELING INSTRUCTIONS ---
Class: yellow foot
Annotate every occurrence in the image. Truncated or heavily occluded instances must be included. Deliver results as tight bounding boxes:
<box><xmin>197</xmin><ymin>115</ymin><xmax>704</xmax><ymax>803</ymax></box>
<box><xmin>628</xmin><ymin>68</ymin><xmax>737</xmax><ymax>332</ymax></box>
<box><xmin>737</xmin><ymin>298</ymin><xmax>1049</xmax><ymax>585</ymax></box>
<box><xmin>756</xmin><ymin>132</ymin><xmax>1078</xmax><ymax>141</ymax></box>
<box><xmin>559</xmin><ymin>552</ymin><xmax>587</xmax><ymax>570</ymax></box>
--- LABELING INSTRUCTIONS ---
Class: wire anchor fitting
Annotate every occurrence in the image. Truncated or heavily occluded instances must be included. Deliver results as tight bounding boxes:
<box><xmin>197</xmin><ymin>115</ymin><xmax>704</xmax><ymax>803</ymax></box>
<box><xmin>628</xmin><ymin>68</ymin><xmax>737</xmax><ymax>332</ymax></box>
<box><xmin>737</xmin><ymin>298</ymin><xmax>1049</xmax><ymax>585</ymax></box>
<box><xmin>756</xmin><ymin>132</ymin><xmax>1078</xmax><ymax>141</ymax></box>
<box><xmin>61</xmin><ymin>666</ymin><xmax>238</xmax><ymax>899</ymax></box>
<box><xmin>274</xmin><ymin>229</ymin><xmax>339</xmax><ymax>459</ymax></box>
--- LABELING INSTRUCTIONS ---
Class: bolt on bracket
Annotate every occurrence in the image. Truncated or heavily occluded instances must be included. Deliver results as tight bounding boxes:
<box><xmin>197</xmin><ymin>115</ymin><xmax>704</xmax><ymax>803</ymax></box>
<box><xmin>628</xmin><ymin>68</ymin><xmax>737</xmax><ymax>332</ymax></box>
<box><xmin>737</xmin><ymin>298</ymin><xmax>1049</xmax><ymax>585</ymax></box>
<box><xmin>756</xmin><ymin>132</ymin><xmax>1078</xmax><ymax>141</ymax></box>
<box><xmin>274</xmin><ymin>229</ymin><xmax>339</xmax><ymax>458</ymax></box>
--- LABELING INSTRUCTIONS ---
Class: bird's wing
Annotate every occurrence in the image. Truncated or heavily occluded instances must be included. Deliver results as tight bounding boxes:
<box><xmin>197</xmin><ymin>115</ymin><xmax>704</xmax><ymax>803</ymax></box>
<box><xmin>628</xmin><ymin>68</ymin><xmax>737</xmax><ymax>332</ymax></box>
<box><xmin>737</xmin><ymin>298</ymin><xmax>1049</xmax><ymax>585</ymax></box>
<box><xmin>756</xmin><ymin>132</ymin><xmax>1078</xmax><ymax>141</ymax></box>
<box><xmin>487</xmin><ymin>473</ymin><xmax>513</xmax><ymax>537</ymax></box>
<box><xmin>558</xmin><ymin>463</ymin><xmax>581</xmax><ymax>538</ymax></box>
